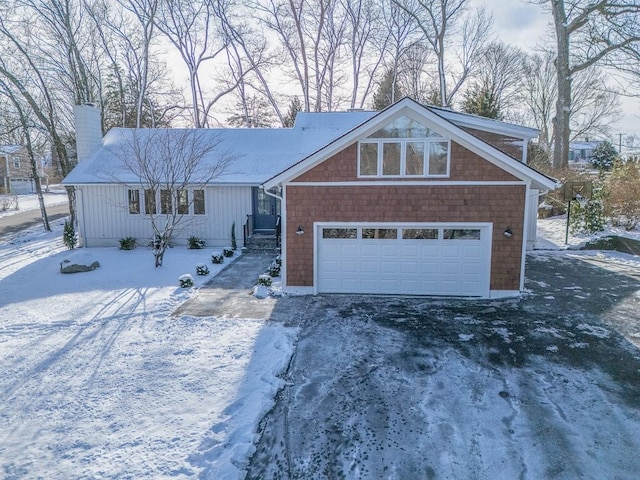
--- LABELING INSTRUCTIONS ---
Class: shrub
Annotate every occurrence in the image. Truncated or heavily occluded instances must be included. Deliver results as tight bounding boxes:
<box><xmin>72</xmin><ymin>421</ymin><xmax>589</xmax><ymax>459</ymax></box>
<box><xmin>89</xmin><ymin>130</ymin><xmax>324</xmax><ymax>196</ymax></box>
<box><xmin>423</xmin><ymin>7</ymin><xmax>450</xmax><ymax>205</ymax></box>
<box><xmin>223</xmin><ymin>247</ymin><xmax>234</xmax><ymax>257</ymax></box>
<box><xmin>211</xmin><ymin>252</ymin><xmax>224</xmax><ymax>264</ymax></box>
<box><xmin>257</xmin><ymin>274</ymin><xmax>272</xmax><ymax>287</ymax></box>
<box><xmin>605</xmin><ymin>159</ymin><xmax>640</xmax><ymax>230</ymax></box>
<box><xmin>268</xmin><ymin>261</ymin><xmax>280</xmax><ymax>277</ymax></box>
<box><xmin>119</xmin><ymin>237</ymin><xmax>137</xmax><ymax>250</ymax></box>
<box><xmin>188</xmin><ymin>236</ymin><xmax>206</xmax><ymax>249</ymax></box>
<box><xmin>196</xmin><ymin>264</ymin><xmax>210</xmax><ymax>275</ymax></box>
<box><xmin>63</xmin><ymin>221</ymin><xmax>77</xmax><ymax>250</ymax></box>
<box><xmin>569</xmin><ymin>174</ymin><xmax>606</xmax><ymax>234</ymax></box>
<box><xmin>179</xmin><ymin>274</ymin><xmax>194</xmax><ymax>288</ymax></box>
<box><xmin>0</xmin><ymin>194</ymin><xmax>18</xmax><ymax>212</ymax></box>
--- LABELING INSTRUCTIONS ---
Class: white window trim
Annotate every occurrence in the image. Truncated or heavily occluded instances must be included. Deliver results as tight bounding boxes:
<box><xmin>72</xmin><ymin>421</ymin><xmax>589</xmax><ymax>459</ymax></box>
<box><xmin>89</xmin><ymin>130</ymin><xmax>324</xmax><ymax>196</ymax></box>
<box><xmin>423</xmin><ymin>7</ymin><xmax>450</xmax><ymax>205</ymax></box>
<box><xmin>133</xmin><ymin>187</ymin><xmax>206</xmax><ymax>216</ymax></box>
<box><xmin>357</xmin><ymin>138</ymin><xmax>451</xmax><ymax>178</ymax></box>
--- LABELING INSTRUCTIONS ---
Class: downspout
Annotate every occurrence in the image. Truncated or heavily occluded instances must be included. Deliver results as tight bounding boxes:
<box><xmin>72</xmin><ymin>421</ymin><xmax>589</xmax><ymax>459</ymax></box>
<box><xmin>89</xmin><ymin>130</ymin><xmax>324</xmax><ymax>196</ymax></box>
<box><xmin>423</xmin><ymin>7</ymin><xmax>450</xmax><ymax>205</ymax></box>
<box><xmin>520</xmin><ymin>182</ymin><xmax>531</xmax><ymax>293</ymax></box>
<box><xmin>75</xmin><ymin>186</ymin><xmax>88</xmax><ymax>247</ymax></box>
<box><xmin>263</xmin><ymin>185</ymin><xmax>285</xmax><ymax>284</ymax></box>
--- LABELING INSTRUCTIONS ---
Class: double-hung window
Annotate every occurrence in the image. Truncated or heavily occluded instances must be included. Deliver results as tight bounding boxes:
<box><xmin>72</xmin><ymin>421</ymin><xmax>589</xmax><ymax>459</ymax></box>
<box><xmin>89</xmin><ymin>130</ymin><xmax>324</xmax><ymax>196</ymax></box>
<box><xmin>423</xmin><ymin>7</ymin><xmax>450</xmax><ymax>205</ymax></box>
<box><xmin>141</xmin><ymin>188</ymin><xmax>205</xmax><ymax>215</ymax></box>
<box><xmin>128</xmin><ymin>189</ymin><xmax>140</xmax><ymax>214</ymax></box>
<box><xmin>358</xmin><ymin>115</ymin><xmax>450</xmax><ymax>178</ymax></box>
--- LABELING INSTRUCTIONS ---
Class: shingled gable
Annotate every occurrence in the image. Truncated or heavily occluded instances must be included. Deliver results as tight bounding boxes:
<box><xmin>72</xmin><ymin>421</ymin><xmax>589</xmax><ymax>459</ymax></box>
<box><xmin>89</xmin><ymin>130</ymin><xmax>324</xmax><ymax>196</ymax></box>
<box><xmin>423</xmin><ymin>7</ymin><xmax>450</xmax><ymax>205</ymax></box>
<box><xmin>263</xmin><ymin>97</ymin><xmax>557</xmax><ymax>191</ymax></box>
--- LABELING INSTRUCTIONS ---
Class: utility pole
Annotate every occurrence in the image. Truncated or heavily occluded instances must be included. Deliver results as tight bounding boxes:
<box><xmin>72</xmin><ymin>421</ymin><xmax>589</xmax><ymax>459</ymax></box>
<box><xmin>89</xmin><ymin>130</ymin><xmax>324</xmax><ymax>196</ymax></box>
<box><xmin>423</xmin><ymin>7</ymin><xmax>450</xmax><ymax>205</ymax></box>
<box><xmin>618</xmin><ymin>133</ymin><xmax>624</xmax><ymax>154</ymax></box>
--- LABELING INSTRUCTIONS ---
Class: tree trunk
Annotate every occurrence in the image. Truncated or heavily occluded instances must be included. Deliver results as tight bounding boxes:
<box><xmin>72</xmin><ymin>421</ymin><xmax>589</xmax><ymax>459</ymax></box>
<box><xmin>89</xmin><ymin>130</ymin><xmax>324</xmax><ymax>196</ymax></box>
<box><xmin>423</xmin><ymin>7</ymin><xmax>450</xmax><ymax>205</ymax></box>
<box><xmin>551</xmin><ymin>0</ymin><xmax>571</xmax><ymax>170</ymax></box>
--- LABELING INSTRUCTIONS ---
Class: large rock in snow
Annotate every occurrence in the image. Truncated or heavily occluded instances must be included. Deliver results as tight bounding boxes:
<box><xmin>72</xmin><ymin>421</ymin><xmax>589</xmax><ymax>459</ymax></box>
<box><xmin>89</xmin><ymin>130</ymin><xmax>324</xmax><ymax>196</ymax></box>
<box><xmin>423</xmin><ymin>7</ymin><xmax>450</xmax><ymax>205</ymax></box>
<box><xmin>60</xmin><ymin>252</ymin><xmax>100</xmax><ymax>274</ymax></box>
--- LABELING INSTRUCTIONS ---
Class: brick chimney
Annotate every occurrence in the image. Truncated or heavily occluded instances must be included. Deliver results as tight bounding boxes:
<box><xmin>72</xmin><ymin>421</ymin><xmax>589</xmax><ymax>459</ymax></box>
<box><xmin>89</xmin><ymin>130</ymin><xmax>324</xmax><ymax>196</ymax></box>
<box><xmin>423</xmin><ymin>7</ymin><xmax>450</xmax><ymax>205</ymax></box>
<box><xmin>74</xmin><ymin>103</ymin><xmax>102</xmax><ymax>163</ymax></box>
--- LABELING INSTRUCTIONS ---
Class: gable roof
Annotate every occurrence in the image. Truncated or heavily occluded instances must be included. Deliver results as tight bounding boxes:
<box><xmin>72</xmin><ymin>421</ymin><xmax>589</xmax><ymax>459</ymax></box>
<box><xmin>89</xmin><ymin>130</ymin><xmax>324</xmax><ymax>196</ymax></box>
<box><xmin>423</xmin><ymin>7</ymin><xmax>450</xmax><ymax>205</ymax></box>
<box><xmin>0</xmin><ymin>145</ymin><xmax>23</xmax><ymax>155</ymax></box>
<box><xmin>62</xmin><ymin>112</ymin><xmax>374</xmax><ymax>186</ymax></box>
<box><xmin>263</xmin><ymin>98</ymin><xmax>557</xmax><ymax>191</ymax></box>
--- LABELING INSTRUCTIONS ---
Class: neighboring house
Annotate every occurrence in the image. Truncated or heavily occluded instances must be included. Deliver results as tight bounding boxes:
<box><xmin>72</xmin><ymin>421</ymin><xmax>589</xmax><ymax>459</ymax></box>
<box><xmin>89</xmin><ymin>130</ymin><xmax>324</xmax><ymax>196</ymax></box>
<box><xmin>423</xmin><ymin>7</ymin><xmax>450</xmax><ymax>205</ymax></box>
<box><xmin>568</xmin><ymin>141</ymin><xmax>603</xmax><ymax>164</ymax></box>
<box><xmin>0</xmin><ymin>145</ymin><xmax>42</xmax><ymax>194</ymax></box>
<box><xmin>63</xmin><ymin>99</ymin><xmax>556</xmax><ymax>298</ymax></box>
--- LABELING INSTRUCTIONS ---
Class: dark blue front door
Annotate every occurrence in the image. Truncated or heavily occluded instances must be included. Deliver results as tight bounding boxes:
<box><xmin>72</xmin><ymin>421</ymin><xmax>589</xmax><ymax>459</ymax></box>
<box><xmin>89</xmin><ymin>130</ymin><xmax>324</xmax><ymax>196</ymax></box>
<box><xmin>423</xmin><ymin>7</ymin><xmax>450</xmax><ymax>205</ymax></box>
<box><xmin>253</xmin><ymin>187</ymin><xmax>278</xmax><ymax>231</ymax></box>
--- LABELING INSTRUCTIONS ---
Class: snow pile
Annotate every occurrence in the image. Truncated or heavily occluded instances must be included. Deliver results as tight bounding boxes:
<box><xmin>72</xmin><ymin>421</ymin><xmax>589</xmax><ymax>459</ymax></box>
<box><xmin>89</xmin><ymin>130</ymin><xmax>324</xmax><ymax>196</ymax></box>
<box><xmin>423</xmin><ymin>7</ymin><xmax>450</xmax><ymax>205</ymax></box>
<box><xmin>0</xmin><ymin>220</ymin><xmax>297</xmax><ymax>479</ymax></box>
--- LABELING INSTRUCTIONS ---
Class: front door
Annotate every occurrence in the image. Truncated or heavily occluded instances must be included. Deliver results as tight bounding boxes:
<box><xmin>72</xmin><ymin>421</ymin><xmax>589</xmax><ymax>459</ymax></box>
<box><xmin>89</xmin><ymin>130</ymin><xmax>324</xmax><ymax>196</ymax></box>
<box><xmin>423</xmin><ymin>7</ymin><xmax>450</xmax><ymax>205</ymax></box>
<box><xmin>253</xmin><ymin>187</ymin><xmax>279</xmax><ymax>231</ymax></box>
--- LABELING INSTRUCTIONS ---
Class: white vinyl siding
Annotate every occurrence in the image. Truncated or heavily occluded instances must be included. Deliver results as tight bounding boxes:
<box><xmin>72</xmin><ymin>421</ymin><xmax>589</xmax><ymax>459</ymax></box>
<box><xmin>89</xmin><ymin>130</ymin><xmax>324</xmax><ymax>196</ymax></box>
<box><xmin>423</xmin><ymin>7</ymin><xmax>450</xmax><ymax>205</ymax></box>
<box><xmin>76</xmin><ymin>185</ymin><xmax>252</xmax><ymax>247</ymax></box>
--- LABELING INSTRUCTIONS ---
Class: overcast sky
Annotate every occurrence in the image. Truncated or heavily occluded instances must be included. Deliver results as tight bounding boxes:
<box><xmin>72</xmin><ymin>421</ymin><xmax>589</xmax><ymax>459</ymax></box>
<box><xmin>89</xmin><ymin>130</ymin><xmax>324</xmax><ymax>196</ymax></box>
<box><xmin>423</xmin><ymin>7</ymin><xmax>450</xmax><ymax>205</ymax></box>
<box><xmin>477</xmin><ymin>0</ymin><xmax>640</xmax><ymax>139</ymax></box>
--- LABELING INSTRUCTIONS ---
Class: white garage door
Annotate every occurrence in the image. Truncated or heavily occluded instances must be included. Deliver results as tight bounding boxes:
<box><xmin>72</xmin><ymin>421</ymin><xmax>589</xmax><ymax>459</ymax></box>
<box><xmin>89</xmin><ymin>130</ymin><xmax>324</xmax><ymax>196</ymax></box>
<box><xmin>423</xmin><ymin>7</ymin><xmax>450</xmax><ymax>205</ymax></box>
<box><xmin>317</xmin><ymin>224</ymin><xmax>492</xmax><ymax>296</ymax></box>
<box><xmin>10</xmin><ymin>179</ymin><xmax>33</xmax><ymax>194</ymax></box>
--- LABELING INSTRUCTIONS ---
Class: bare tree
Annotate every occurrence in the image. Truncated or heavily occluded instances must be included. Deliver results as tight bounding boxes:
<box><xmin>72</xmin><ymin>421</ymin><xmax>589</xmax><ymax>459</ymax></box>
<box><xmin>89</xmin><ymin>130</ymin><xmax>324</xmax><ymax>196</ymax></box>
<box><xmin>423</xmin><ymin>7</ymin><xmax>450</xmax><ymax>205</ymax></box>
<box><xmin>520</xmin><ymin>51</ymin><xmax>622</xmax><ymax>154</ymax></box>
<box><xmin>0</xmin><ymin>14</ymin><xmax>80</xmax><ymax>223</ymax></box>
<box><xmin>520</xmin><ymin>52</ymin><xmax>557</xmax><ymax>151</ymax></box>
<box><xmin>113</xmin><ymin>130</ymin><xmax>232</xmax><ymax>266</ymax></box>
<box><xmin>542</xmin><ymin>0</ymin><xmax>640</xmax><ymax>168</ymax></box>
<box><xmin>395</xmin><ymin>0</ymin><xmax>493</xmax><ymax>107</ymax></box>
<box><xmin>154</xmin><ymin>0</ymin><xmax>238</xmax><ymax>127</ymax></box>
<box><xmin>0</xmin><ymin>79</ymin><xmax>51</xmax><ymax>231</ymax></box>
<box><xmin>466</xmin><ymin>42</ymin><xmax>524</xmax><ymax>118</ymax></box>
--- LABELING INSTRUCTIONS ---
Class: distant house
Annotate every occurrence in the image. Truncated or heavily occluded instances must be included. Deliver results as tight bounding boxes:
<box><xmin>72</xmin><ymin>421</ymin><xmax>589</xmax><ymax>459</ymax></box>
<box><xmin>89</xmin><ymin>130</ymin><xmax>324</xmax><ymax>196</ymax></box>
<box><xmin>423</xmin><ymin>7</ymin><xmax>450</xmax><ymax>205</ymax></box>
<box><xmin>0</xmin><ymin>145</ymin><xmax>44</xmax><ymax>194</ymax></box>
<box><xmin>63</xmin><ymin>99</ymin><xmax>556</xmax><ymax>298</ymax></box>
<box><xmin>568</xmin><ymin>141</ymin><xmax>603</xmax><ymax>164</ymax></box>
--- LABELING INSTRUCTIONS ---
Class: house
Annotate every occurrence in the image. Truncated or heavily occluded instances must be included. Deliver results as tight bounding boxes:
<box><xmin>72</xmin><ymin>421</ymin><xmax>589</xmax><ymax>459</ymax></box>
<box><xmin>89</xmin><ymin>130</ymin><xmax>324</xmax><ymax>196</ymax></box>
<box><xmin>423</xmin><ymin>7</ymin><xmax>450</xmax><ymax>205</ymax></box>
<box><xmin>0</xmin><ymin>145</ymin><xmax>42</xmax><ymax>194</ymax></box>
<box><xmin>568</xmin><ymin>141</ymin><xmax>603</xmax><ymax>164</ymax></box>
<box><xmin>63</xmin><ymin>99</ymin><xmax>557</xmax><ymax>298</ymax></box>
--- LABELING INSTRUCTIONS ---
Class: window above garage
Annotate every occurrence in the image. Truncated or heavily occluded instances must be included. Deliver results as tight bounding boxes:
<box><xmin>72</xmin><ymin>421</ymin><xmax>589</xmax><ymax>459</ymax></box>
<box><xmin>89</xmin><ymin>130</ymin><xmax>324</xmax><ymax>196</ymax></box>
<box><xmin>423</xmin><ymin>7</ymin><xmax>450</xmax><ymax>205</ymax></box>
<box><xmin>358</xmin><ymin>115</ymin><xmax>450</xmax><ymax>178</ymax></box>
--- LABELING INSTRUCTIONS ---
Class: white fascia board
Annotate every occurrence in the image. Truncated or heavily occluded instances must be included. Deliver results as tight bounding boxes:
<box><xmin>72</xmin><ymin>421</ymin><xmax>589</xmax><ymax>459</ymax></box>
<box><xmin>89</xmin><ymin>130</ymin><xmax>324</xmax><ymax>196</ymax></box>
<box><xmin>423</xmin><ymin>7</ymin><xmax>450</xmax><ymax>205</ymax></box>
<box><xmin>265</xmin><ymin>98</ymin><xmax>556</xmax><ymax>191</ymax></box>
<box><xmin>263</xmin><ymin>100</ymin><xmax>416</xmax><ymax>189</ymax></box>
<box><xmin>429</xmin><ymin>107</ymin><xmax>540</xmax><ymax>139</ymax></box>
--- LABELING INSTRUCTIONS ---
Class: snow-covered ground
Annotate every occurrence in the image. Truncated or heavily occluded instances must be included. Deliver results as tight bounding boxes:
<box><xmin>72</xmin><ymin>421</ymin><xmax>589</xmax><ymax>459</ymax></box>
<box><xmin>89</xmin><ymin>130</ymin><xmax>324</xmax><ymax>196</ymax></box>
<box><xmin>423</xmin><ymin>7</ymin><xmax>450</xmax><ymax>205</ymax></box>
<box><xmin>0</xmin><ymin>186</ymin><xmax>69</xmax><ymax>219</ymax></box>
<box><xmin>535</xmin><ymin>214</ymin><xmax>640</xmax><ymax>249</ymax></box>
<box><xmin>0</xmin><ymin>221</ymin><xmax>297</xmax><ymax>479</ymax></box>
<box><xmin>1</xmin><ymin>210</ymin><xmax>639</xmax><ymax>479</ymax></box>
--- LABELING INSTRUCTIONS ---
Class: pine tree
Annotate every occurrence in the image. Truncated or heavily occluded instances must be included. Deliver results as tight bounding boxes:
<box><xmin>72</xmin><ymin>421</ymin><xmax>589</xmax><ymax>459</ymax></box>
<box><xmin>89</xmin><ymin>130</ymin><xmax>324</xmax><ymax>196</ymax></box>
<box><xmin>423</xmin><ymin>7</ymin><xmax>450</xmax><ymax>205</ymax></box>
<box><xmin>63</xmin><ymin>221</ymin><xmax>77</xmax><ymax>249</ymax></box>
<box><xmin>282</xmin><ymin>97</ymin><xmax>302</xmax><ymax>127</ymax></box>
<box><xmin>372</xmin><ymin>69</ymin><xmax>403</xmax><ymax>110</ymax></box>
<box><xmin>461</xmin><ymin>83</ymin><xmax>501</xmax><ymax>119</ymax></box>
<box><xmin>591</xmin><ymin>140</ymin><xmax>618</xmax><ymax>171</ymax></box>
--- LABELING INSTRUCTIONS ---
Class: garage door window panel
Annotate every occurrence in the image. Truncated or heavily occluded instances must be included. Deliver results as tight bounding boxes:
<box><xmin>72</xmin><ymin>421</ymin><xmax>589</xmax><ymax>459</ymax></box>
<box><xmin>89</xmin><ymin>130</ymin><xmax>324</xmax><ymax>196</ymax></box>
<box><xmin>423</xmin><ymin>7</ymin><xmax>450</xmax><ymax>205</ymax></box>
<box><xmin>323</xmin><ymin>228</ymin><xmax>357</xmax><ymax>239</ymax></box>
<box><xmin>444</xmin><ymin>229</ymin><xmax>481</xmax><ymax>240</ymax></box>
<box><xmin>403</xmin><ymin>228</ymin><xmax>438</xmax><ymax>239</ymax></box>
<box><xmin>362</xmin><ymin>228</ymin><xmax>397</xmax><ymax>239</ymax></box>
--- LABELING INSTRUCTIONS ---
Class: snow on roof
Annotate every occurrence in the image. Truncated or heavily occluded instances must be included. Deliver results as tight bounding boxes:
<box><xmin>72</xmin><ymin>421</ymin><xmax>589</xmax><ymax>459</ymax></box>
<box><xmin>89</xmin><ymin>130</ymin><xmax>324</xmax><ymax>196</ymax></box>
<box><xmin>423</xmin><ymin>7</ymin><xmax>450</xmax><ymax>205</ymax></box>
<box><xmin>427</xmin><ymin>105</ymin><xmax>540</xmax><ymax>138</ymax></box>
<box><xmin>63</xmin><ymin>113</ymin><xmax>372</xmax><ymax>186</ymax></box>
<box><xmin>570</xmin><ymin>141</ymin><xmax>602</xmax><ymax>150</ymax></box>
<box><xmin>0</xmin><ymin>145</ymin><xmax>22</xmax><ymax>154</ymax></box>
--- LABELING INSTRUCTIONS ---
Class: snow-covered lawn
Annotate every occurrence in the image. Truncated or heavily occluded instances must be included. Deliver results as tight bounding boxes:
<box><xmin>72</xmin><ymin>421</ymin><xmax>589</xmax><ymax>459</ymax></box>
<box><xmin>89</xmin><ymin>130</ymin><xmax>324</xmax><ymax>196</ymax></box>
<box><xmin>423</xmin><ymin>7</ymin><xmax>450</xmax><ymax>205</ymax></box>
<box><xmin>535</xmin><ymin>214</ymin><xmax>640</xmax><ymax>249</ymax></box>
<box><xmin>0</xmin><ymin>186</ymin><xmax>69</xmax><ymax>219</ymax></box>
<box><xmin>0</xmin><ymin>222</ymin><xmax>296</xmax><ymax>479</ymax></box>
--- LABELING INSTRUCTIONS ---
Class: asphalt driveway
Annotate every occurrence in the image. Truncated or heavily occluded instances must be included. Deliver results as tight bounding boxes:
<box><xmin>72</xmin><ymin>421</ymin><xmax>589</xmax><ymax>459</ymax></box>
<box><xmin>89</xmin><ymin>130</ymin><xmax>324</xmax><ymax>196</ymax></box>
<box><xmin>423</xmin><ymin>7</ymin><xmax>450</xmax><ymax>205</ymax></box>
<box><xmin>246</xmin><ymin>252</ymin><xmax>640</xmax><ymax>479</ymax></box>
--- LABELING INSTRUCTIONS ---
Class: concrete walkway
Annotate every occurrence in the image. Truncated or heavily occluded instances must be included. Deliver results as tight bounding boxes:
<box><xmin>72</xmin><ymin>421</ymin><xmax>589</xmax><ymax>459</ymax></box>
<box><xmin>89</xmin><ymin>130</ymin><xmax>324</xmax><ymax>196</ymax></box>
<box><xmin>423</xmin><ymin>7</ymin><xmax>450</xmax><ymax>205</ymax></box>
<box><xmin>174</xmin><ymin>252</ymin><xmax>306</xmax><ymax>322</ymax></box>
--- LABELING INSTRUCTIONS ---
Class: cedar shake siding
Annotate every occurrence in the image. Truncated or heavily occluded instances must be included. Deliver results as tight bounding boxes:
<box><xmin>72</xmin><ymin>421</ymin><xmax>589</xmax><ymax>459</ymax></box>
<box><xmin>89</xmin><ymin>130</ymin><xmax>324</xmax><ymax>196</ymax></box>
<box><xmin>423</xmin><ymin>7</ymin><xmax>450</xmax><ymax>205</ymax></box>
<box><xmin>285</xmin><ymin>139</ymin><xmax>527</xmax><ymax>292</ymax></box>
<box><xmin>462</xmin><ymin>128</ymin><xmax>524</xmax><ymax>161</ymax></box>
<box><xmin>285</xmin><ymin>185</ymin><xmax>525</xmax><ymax>291</ymax></box>
<box><xmin>294</xmin><ymin>142</ymin><xmax>520</xmax><ymax>183</ymax></box>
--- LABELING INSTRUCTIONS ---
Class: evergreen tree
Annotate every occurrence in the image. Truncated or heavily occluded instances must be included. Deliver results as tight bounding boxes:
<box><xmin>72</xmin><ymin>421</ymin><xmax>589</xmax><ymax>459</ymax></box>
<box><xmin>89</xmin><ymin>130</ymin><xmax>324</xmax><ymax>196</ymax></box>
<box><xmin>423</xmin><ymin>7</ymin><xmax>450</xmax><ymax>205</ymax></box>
<box><xmin>372</xmin><ymin>69</ymin><xmax>403</xmax><ymax>110</ymax></box>
<box><xmin>591</xmin><ymin>140</ymin><xmax>618</xmax><ymax>171</ymax></box>
<box><xmin>461</xmin><ymin>83</ymin><xmax>501</xmax><ymax>119</ymax></box>
<box><xmin>282</xmin><ymin>97</ymin><xmax>302</xmax><ymax>127</ymax></box>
